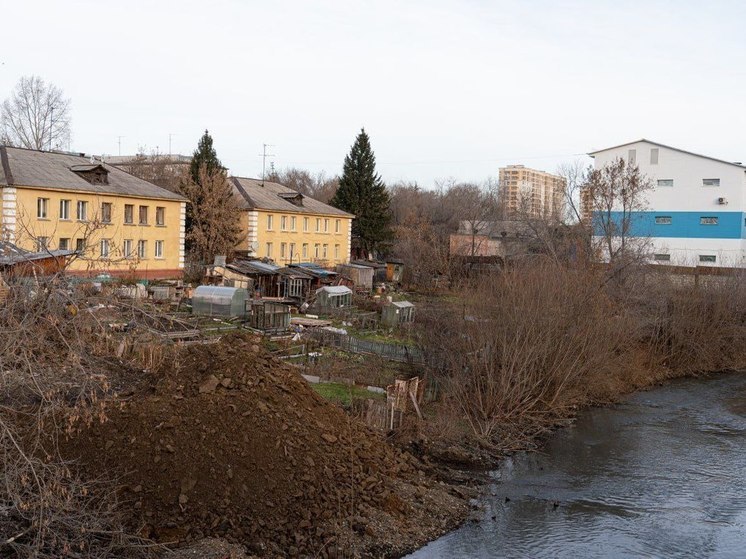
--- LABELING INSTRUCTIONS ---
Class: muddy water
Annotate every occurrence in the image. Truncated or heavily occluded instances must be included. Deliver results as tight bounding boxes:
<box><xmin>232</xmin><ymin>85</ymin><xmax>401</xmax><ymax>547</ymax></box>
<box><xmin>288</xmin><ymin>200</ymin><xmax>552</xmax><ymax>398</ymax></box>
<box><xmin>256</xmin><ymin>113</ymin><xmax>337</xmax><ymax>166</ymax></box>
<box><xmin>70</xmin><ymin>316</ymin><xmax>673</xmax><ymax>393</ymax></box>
<box><xmin>409</xmin><ymin>374</ymin><xmax>746</xmax><ymax>558</ymax></box>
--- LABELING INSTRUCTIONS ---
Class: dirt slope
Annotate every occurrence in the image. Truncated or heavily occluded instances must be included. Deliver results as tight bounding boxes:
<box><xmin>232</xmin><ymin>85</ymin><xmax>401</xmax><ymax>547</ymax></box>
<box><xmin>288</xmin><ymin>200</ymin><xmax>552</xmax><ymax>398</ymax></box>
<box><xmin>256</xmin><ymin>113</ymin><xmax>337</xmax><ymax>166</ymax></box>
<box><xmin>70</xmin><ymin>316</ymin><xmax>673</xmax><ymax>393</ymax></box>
<box><xmin>62</xmin><ymin>333</ymin><xmax>466</xmax><ymax>558</ymax></box>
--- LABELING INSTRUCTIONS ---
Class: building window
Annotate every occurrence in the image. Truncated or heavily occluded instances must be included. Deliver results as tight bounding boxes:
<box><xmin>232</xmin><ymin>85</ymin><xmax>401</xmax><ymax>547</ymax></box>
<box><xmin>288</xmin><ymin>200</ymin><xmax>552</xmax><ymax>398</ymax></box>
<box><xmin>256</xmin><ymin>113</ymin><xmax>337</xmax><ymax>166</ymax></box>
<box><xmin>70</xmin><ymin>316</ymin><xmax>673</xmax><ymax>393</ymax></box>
<box><xmin>324</xmin><ymin>219</ymin><xmax>329</xmax><ymax>233</ymax></box>
<box><xmin>655</xmin><ymin>216</ymin><xmax>672</xmax><ymax>225</ymax></box>
<box><xmin>314</xmin><ymin>243</ymin><xmax>320</xmax><ymax>258</ymax></box>
<box><xmin>316</xmin><ymin>218</ymin><xmax>321</xmax><ymax>232</ymax></box>
<box><xmin>155</xmin><ymin>240</ymin><xmax>164</xmax><ymax>258</ymax></box>
<box><xmin>101</xmin><ymin>202</ymin><xmax>112</xmax><ymax>223</ymax></box>
<box><xmin>289</xmin><ymin>242</ymin><xmax>296</xmax><ymax>260</ymax></box>
<box><xmin>266</xmin><ymin>242</ymin><xmax>272</xmax><ymax>257</ymax></box>
<box><xmin>303</xmin><ymin>217</ymin><xmax>309</xmax><ymax>232</ymax></box>
<box><xmin>75</xmin><ymin>238</ymin><xmax>85</xmax><ymax>252</ymax></box>
<box><xmin>59</xmin><ymin>199</ymin><xmax>71</xmax><ymax>220</ymax></box>
<box><xmin>657</xmin><ymin>179</ymin><xmax>674</xmax><ymax>187</ymax></box>
<box><xmin>702</xmin><ymin>178</ymin><xmax>720</xmax><ymax>187</ymax></box>
<box><xmin>650</xmin><ymin>148</ymin><xmax>659</xmax><ymax>165</ymax></box>
<box><xmin>156</xmin><ymin>206</ymin><xmax>165</xmax><ymax>226</ymax></box>
<box><xmin>37</xmin><ymin>198</ymin><xmax>49</xmax><ymax>219</ymax></box>
<box><xmin>138</xmin><ymin>206</ymin><xmax>148</xmax><ymax>225</ymax></box>
<box><xmin>137</xmin><ymin>240</ymin><xmax>147</xmax><ymax>259</ymax></box>
<box><xmin>100</xmin><ymin>239</ymin><xmax>110</xmax><ymax>258</ymax></box>
<box><xmin>58</xmin><ymin>238</ymin><xmax>70</xmax><ymax>251</ymax></box>
<box><xmin>280</xmin><ymin>242</ymin><xmax>287</xmax><ymax>258</ymax></box>
<box><xmin>77</xmin><ymin>201</ymin><xmax>88</xmax><ymax>221</ymax></box>
<box><xmin>124</xmin><ymin>204</ymin><xmax>134</xmax><ymax>224</ymax></box>
<box><xmin>322</xmin><ymin>244</ymin><xmax>328</xmax><ymax>258</ymax></box>
<box><xmin>628</xmin><ymin>149</ymin><xmax>636</xmax><ymax>166</ymax></box>
<box><xmin>700</xmin><ymin>216</ymin><xmax>719</xmax><ymax>225</ymax></box>
<box><xmin>302</xmin><ymin>243</ymin><xmax>308</xmax><ymax>258</ymax></box>
<box><xmin>291</xmin><ymin>216</ymin><xmax>296</xmax><ymax>231</ymax></box>
<box><xmin>123</xmin><ymin>239</ymin><xmax>133</xmax><ymax>258</ymax></box>
<box><xmin>699</xmin><ymin>255</ymin><xmax>716</xmax><ymax>263</ymax></box>
<box><xmin>36</xmin><ymin>237</ymin><xmax>49</xmax><ymax>251</ymax></box>
<box><xmin>335</xmin><ymin>219</ymin><xmax>341</xmax><ymax>233</ymax></box>
<box><xmin>334</xmin><ymin>244</ymin><xmax>340</xmax><ymax>259</ymax></box>
<box><xmin>267</xmin><ymin>215</ymin><xmax>273</xmax><ymax>230</ymax></box>
<box><xmin>281</xmin><ymin>216</ymin><xmax>288</xmax><ymax>231</ymax></box>
<box><xmin>653</xmin><ymin>253</ymin><xmax>670</xmax><ymax>261</ymax></box>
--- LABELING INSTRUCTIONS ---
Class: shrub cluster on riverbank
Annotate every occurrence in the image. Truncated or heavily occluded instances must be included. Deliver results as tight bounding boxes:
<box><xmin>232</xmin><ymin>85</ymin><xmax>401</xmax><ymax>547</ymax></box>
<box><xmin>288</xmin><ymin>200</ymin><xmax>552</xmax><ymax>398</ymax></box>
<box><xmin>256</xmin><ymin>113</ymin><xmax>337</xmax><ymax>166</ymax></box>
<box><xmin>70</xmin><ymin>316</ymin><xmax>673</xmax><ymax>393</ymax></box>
<box><xmin>414</xmin><ymin>262</ymin><xmax>746</xmax><ymax>454</ymax></box>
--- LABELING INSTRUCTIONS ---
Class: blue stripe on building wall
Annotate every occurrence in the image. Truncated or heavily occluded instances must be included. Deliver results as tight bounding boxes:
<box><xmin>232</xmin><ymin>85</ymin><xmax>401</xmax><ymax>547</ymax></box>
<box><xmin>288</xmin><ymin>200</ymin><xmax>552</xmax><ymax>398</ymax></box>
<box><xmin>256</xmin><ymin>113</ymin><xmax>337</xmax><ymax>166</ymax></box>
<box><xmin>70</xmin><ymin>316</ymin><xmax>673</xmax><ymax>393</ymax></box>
<box><xmin>592</xmin><ymin>211</ymin><xmax>746</xmax><ymax>239</ymax></box>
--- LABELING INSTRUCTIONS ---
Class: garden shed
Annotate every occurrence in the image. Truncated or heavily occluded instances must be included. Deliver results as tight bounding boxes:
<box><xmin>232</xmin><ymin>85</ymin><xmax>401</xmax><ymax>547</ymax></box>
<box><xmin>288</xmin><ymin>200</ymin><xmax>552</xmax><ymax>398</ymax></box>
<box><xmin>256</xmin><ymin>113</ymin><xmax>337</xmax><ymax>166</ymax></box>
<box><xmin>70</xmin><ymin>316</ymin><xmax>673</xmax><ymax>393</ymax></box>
<box><xmin>248</xmin><ymin>301</ymin><xmax>291</xmax><ymax>332</ymax></box>
<box><xmin>336</xmin><ymin>263</ymin><xmax>374</xmax><ymax>291</ymax></box>
<box><xmin>385</xmin><ymin>259</ymin><xmax>405</xmax><ymax>283</ymax></box>
<box><xmin>381</xmin><ymin>300</ymin><xmax>415</xmax><ymax>327</ymax></box>
<box><xmin>315</xmin><ymin>285</ymin><xmax>352</xmax><ymax>309</ymax></box>
<box><xmin>192</xmin><ymin>285</ymin><xmax>249</xmax><ymax>318</ymax></box>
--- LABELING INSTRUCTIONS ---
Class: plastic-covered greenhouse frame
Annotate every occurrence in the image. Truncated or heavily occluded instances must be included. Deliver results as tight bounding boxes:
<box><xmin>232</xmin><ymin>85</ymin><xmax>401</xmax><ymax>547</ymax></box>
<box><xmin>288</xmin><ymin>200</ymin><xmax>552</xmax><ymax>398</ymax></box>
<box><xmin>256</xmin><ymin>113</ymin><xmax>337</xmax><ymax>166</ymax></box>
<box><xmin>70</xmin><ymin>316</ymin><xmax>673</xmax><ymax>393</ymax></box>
<box><xmin>192</xmin><ymin>285</ymin><xmax>249</xmax><ymax>318</ymax></box>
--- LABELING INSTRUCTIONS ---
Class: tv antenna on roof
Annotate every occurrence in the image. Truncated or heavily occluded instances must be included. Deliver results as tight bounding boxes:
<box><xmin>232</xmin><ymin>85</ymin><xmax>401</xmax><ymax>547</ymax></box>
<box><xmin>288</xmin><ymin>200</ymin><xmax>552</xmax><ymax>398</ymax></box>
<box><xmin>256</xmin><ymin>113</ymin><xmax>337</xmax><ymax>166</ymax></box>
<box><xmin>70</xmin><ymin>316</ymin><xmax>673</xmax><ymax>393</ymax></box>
<box><xmin>258</xmin><ymin>143</ymin><xmax>275</xmax><ymax>186</ymax></box>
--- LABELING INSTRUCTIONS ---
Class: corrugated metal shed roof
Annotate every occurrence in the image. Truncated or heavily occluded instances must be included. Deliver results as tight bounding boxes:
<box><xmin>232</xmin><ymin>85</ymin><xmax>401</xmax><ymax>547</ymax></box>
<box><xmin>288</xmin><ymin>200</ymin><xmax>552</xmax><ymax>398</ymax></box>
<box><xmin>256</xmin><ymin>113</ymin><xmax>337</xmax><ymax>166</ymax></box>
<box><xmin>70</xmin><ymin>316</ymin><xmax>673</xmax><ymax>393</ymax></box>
<box><xmin>0</xmin><ymin>240</ymin><xmax>75</xmax><ymax>265</ymax></box>
<box><xmin>230</xmin><ymin>177</ymin><xmax>353</xmax><ymax>217</ymax></box>
<box><xmin>227</xmin><ymin>259</ymin><xmax>280</xmax><ymax>275</ymax></box>
<box><xmin>316</xmin><ymin>285</ymin><xmax>352</xmax><ymax>295</ymax></box>
<box><xmin>0</xmin><ymin>146</ymin><xmax>186</xmax><ymax>201</ymax></box>
<box><xmin>391</xmin><ymin>301</ymin><xmax>415</xmax><ymax>308</ymax></box>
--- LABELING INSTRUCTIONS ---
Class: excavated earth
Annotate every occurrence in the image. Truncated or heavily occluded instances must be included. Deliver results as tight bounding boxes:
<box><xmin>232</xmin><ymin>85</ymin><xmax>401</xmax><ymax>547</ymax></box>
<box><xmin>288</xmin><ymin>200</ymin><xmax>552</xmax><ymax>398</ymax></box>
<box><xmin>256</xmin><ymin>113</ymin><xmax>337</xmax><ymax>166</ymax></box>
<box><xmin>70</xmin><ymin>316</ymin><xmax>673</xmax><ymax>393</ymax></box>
<box><xmin>61</xmin><ymin>333</ymin><xmax>468</xmax><ymax>558</ymax></box>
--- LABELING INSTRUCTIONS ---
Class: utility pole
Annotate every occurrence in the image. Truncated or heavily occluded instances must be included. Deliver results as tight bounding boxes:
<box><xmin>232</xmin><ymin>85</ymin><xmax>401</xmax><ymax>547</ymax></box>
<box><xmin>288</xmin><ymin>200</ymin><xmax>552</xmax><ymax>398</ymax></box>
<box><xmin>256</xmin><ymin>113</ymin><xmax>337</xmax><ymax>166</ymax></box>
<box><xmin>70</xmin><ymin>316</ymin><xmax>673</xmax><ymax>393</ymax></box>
<box><xmin>48</xmin><ymin>107</ymin><xmax>53</xmax><ymax>151</ymax></box>
<box><xmin>117</xmin><ymin>136</ymin><xmax>124</xmax><ymax>156</ymax></box>
<box><xmin>259</xmin><ymin>143</ymin><xmax>275</xmax><ymax>186</ymax></box>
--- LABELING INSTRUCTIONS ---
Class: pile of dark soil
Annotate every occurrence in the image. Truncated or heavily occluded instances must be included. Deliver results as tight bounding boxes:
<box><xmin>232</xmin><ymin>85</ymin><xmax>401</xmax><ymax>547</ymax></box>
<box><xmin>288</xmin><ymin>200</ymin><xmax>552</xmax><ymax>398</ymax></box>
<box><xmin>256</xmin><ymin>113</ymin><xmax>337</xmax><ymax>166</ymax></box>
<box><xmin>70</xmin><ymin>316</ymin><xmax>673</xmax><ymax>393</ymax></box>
<box><xmin>61</xmin><ymin>333</ymin><xmax>467</xmax><ymax>558</ymax></box>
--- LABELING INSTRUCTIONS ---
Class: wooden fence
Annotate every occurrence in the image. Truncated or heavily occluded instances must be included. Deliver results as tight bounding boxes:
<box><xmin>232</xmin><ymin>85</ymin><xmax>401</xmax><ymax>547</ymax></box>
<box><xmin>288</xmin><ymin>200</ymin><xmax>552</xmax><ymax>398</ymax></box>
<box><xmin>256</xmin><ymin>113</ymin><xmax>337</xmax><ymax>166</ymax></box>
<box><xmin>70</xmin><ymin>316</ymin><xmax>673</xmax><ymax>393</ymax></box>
<box><xmin>305</xmin><ymin>329</ymin><xmax>423</xmax><ymax>363</ymax></box>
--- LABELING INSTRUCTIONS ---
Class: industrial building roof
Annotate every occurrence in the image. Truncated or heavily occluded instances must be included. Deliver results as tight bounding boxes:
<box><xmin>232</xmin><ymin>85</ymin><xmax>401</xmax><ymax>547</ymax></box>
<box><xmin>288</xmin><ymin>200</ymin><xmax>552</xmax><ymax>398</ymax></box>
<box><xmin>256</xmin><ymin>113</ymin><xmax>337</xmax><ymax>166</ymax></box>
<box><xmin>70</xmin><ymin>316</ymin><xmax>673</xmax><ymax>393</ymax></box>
<box><xmin>588</xmin><ymin>139</ymin><xmax>746</xmax><ymax>169</ymax></box>
<box><xmin>0</xmin><ymin>146</ymin><xmax>187</xmax><ymax>201</ymax></box>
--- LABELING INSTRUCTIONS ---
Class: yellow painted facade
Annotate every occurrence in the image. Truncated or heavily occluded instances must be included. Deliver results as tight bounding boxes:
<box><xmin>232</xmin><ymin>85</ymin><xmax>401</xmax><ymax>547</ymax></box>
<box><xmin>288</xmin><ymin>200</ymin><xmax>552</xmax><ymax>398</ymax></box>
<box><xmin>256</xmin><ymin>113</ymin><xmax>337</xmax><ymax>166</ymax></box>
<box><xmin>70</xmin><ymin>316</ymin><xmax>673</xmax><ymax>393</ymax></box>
<box><xmin>8</xmin><ymin>186</ymin><xmax>186</xmax><ymax>278</ymax></box>
<box><xmin>237</xmin><ymin>209</ymin><xmax>352</xmax><ymax>267</ymax></box>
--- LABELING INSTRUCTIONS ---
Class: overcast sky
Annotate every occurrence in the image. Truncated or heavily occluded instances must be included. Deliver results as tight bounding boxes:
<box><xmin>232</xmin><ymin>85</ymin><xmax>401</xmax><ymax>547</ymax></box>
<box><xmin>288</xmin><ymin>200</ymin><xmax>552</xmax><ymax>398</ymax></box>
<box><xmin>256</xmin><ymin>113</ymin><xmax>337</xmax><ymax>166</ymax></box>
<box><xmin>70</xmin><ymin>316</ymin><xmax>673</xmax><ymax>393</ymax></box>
<box><xmin>2</xmin><ymin>0</ymin><xmax>745</xmax><ymax>186</ymax></box>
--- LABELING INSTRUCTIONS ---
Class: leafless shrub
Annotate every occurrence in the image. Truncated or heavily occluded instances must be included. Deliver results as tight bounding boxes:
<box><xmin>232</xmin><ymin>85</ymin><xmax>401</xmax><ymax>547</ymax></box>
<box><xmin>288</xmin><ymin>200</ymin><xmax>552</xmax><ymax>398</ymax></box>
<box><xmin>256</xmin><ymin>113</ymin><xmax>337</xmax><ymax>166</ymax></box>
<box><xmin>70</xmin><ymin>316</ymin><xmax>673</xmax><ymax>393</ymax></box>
<box><xmin>0</xmin><ymin>278</ymin><xmax>159</xmax><ymax>558</ymax></box>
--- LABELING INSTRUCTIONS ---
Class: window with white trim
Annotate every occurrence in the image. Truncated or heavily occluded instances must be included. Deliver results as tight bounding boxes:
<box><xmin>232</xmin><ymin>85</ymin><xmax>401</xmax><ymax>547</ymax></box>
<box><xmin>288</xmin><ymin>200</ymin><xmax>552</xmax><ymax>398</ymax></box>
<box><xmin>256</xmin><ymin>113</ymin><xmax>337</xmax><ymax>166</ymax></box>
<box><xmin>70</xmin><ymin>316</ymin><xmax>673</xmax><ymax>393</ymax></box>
<box><xmin>123</xmin><ymin>239</ymin><xmax>133</xmax><ymax>258</ymax></box>
<box><xmin>59</xmin><ymin>199</ymin><xmax>71</xmax><ymax>220</ymax></box>
<box><xmin>77</xmin><ymin>201</ymin><xmax>88</xmax><ymax>221</ymax></box>
<box><xmin>657</xmin><ymin>179</ymin><xmax>674</xmax><ymax>187</ymax></box>
<box><xmin>702</xmin><ymin>178</ymin><xmax>720</xmax><ymax>187</ymax></box>
<box><xmin>100</xmin><ymin>239</ymin><xmax>110</xmax><ymax>258</ymax></box>
<box><xmin>699</xmin><ymin>255</ymin><xmax>716</xmax><ymax>263</ymax></box>
<box><xmin>267</xmin><ymin>215</ymin><xmax>273</xmax><ymax>230</ymax></box>
<box><xmin>700</xmin><ymin>216</ymin><xmax>718</xmax><ymax>225</ymax></box>
<box><xmin>137</xmin><ymin>239</ymin><xmax>147</xmax><ymax>259</ymax></box>
<box><xmin>155</xmin><ymin>240</ymin><xmax>164</xmax><ymax>258</ymax></box>
<box><xmin>37</xmin><ymin>198</ymin><xmax>49</xmax><ymax>219</ymax></box>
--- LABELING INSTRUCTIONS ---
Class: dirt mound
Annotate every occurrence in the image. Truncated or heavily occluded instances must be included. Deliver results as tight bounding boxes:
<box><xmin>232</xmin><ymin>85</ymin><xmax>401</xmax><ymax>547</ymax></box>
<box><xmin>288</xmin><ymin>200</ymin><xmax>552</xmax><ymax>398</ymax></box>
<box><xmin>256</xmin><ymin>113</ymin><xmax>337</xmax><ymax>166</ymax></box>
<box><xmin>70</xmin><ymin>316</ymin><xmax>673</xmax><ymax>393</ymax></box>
<box><xmin>62</xmin><ymin>333</ymin><xmax>466</xmax><ymax>557</ymax></box>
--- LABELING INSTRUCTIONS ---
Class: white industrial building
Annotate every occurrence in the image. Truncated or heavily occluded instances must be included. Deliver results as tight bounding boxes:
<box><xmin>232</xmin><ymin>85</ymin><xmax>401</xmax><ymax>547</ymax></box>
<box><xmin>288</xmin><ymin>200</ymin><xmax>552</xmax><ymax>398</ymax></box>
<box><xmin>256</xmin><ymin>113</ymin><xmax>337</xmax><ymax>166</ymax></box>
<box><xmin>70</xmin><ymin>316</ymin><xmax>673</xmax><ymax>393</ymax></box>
<box><xmin>589</xmin><ymin>139</ymin><xmax>746</xmax><ymax>267</ymax></box>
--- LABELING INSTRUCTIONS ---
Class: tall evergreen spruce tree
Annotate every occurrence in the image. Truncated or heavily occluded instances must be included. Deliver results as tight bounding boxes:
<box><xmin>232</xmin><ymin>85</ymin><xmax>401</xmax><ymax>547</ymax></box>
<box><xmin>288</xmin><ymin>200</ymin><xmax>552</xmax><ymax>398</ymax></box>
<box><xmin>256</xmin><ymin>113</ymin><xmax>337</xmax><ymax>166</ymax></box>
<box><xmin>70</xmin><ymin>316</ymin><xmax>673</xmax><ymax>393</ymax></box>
<box><xmin>330</xmin><ymin>128</ymin><xmax>392</xmax><ymax>258</ymax></box>
<box><xmin>189</xmin><ymin>130</ymin><xmax>223</xmax><ymax>182</ymax></box>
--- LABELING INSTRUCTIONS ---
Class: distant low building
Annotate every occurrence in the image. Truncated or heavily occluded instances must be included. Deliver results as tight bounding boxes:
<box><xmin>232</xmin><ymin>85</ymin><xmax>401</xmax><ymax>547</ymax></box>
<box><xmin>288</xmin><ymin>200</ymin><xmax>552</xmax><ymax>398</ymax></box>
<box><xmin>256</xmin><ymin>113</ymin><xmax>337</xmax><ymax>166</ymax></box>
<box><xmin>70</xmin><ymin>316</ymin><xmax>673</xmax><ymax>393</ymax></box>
<box><xmin>449</xmin><ymin>220</ymin><xmax>535</xmax><ymax>263</ymax></box>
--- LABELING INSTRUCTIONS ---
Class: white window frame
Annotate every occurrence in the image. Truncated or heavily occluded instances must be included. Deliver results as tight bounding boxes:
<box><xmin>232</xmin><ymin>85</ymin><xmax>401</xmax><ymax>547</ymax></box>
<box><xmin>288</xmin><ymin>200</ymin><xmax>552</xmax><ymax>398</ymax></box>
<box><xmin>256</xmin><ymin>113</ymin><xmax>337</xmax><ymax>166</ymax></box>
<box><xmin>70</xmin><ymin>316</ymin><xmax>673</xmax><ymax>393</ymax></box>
<box><xmin>137</xmin><ymin>239</ymin><xmax>147</xmax><ymax>259</ymax></box>
<box><xmin>100</xmin><ymin>238</ymin><xmax>110</xmax><ymax>258</ymax></box>
<box><xmin>335</xmin><ymin>219</ymin><xmax>340</xmax><ymax>233</ymax></box>
<box><xmin>267</xmin><ymin>215</ymin><xmax>274</xmax><ymax>230</ymax></box>
<box><xmin>266</xmin><ymin>242</ymin><xmax>273</xmax><ymax>257</ymax></box>
<box><xmin>77</xmin><ymin>201</ymin><xmax>88</xmax><ymax>221</ymax></box>
<box><xmin>37</xmin><ymin>197</ymin><xmax>49</xmax><ymax>219</ymax></box>
<box><xmin>291</xmin><ymin>216</ymin><xmax>296</xmax><ymax>231</ymax></box>
<box><xmin>154</xmin><ymin>240</ymin><xmax>164</xmax><ymax>259</ymax></box>
<box><xmin>156</xmin><ymin>206</ymin><xmax>165</xmax><ymax>226</ymax></box>
<box><xmin>58</xmin><ymin>238</ymin><xmax>70</xmax><ymax>251</ymax></box>
<box><xmin>657</xmin><ymin>179</ymin><xmax>674</xmax><ymax>187</ymax></box>
<box><xmin>123</xmin><ymin>239</ymin><xmax>133</xmax><ymax>258</ymax></box>
<box><xmin>59</xmin><ymin>199</ymin><xmax>71</xmax><ymax>220</ymax></box>
<box><xmin>302</xmin><ymin>243</ymin><xmax>308</xmax><ymax>258</ymax></box>
<box><xmin>702</xmin><ymin>178</ymin><xmax>720</xmax><ymax>187</ymax></box>
<box><xmin>281</xmin><ymin>216</ymin><xmax>288</xmax><ymax>231</ymax></box>
<box><xmin>303</xmin><ymin>217</ymin><xmax>309</xmax><ymax>232</ymax></box>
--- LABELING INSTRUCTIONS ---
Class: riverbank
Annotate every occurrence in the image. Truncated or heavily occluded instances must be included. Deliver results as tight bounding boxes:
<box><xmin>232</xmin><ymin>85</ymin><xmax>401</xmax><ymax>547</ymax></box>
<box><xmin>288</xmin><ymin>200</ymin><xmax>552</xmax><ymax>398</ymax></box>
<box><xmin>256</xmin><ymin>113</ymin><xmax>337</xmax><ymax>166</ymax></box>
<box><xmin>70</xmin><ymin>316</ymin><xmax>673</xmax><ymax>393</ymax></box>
<box><xmin>407</xmin><ymin>372</ymin><xmax>746</xmax><ymax>558</ymax></box>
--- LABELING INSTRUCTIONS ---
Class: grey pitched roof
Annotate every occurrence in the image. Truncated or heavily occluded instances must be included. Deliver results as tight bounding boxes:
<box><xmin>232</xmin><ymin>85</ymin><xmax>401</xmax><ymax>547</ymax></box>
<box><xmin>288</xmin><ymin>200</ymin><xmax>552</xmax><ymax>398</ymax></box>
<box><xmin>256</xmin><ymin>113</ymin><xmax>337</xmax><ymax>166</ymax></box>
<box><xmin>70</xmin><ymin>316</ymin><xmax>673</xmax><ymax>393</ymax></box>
<box><xmin>588</xmin><ymin>139</ymin><xmax>746</xmax><ymax>169</ymax></box>
<box><xmin>0</xmin><ymin>240</ymin><xmax>75</xmax><ymax>265</ymax></box>
<box><xmin>230</xmin><ymin>177</ymin><xmax>353</xmax><ymax>217</ymax></box>
<box><xmin>0</xmin><ymin>146</ymin><xmax>187</xmax><ymax>201</ymax></box>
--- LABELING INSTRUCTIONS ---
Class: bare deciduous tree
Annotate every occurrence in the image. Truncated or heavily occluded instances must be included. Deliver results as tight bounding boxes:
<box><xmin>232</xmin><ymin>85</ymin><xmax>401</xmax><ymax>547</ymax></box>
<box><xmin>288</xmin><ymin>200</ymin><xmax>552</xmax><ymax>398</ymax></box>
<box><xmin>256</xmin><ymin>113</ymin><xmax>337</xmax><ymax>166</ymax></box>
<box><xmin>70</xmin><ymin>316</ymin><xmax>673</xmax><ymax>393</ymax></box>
<box><xmin>178</xmin><ymin>164</ymin><xmax>241</xmax><ymax>271</ymax></box>
<box><xmin>267</xmin><ymin>167</ymin><xmax>339</xmax><ymax>203</ymax></box>
<box><xmin>1</xmin><ymin>76</ymin><xmax>71</xmax><ymax>150</ymax></box>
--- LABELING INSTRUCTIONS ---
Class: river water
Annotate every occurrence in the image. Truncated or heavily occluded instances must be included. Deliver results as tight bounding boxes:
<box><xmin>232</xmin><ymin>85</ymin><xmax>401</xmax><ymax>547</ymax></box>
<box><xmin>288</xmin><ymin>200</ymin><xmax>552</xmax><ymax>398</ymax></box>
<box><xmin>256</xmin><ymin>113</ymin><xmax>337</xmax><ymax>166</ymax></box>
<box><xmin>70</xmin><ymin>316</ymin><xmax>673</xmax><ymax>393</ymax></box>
<box><xmin>408</xmin><ymin>374</ymin><xmax>746</xmax><ymax>559</ymax></box>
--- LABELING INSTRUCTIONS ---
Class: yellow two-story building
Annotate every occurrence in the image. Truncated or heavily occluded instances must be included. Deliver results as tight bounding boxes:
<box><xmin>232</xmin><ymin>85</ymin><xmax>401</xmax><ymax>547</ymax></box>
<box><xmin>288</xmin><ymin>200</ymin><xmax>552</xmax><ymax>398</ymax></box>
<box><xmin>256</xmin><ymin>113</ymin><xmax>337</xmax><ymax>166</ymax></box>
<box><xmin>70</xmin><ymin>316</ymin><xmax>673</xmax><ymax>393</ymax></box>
<box><xmin>230</xmin><ymin>177</ymin><xmax>353</xmax><ymax>267</ymax></box>
<box><xmin>0</xmin><ymin>146</ymin><xmax>187</xmax><ymax>279</ymax></box>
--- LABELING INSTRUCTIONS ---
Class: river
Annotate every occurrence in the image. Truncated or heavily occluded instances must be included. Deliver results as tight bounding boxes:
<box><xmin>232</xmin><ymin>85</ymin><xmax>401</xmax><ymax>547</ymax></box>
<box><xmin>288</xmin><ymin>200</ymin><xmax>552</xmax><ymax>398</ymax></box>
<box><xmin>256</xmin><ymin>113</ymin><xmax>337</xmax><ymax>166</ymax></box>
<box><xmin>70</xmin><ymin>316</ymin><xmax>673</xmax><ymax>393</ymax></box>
<box><xmin>408</xmin><ymin>374</ymin><xmax>746</xmax><ymax>558</ymax></box>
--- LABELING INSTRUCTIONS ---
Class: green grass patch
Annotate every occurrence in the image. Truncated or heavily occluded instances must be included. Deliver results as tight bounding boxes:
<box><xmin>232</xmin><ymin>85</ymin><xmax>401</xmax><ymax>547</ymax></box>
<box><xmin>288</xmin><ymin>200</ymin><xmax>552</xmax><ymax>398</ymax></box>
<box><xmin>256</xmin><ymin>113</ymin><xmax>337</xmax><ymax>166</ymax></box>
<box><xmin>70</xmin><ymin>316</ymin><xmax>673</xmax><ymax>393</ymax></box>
<box><xmin>311</xmin><ymin>382</ymin><xmax>385</xmax><ymax>406</ymax></box>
